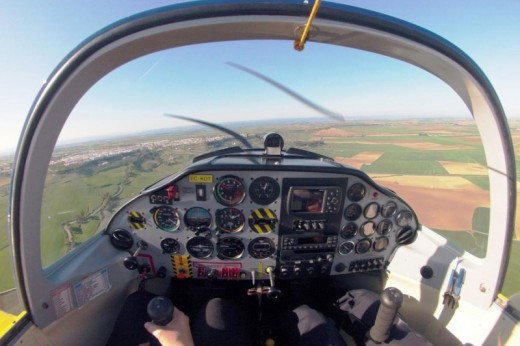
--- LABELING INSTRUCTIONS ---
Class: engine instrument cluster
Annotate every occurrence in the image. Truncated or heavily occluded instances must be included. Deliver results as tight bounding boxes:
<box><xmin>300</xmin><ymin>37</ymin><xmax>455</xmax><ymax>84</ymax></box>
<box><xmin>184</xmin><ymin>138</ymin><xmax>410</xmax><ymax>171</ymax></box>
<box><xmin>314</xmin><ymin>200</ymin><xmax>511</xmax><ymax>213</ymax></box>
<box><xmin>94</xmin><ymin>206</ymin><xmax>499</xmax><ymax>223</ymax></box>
<box><xmin>107</xmin><ymin>146</ymin><xmax>419</xmax><ymax>282</ymax></box>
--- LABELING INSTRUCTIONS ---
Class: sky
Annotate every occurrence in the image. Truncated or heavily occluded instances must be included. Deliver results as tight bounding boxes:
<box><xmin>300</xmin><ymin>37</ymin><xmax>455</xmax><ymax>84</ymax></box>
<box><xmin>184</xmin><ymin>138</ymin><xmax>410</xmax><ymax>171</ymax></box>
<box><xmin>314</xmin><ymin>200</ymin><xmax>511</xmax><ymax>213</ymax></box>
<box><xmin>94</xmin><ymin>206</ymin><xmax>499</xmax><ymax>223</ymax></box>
<box><xmin>1</xmin><ymin>0</ymin><xmax>519</xmax><ymax>155</ymax></box>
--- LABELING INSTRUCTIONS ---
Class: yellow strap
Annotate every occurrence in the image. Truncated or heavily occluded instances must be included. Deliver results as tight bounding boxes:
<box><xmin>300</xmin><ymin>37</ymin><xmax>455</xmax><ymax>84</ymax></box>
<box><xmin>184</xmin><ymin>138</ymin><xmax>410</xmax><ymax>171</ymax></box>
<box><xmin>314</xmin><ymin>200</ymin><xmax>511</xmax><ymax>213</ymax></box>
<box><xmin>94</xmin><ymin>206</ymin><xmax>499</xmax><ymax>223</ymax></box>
<box><xmin>294</xmin><ymin>0</ymin><xmax>322</xmax><ymax>51</ymax></box>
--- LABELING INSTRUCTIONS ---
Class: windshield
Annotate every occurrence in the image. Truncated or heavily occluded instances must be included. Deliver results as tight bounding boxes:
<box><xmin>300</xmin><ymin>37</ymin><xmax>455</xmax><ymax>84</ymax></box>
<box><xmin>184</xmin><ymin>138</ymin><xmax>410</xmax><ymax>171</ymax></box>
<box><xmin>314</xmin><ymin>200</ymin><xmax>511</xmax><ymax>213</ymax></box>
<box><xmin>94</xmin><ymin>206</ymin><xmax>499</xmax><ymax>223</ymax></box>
<box><xmin>40</xmin><ymin>40</ymin><xmax>491</xmax><ymax>263</ymax></box>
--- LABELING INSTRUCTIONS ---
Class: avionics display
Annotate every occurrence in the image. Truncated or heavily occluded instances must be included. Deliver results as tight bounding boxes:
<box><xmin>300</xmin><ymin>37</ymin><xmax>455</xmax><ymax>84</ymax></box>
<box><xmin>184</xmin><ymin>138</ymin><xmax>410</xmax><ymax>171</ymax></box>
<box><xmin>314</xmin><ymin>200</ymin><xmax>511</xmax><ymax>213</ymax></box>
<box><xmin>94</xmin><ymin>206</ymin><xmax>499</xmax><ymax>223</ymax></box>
<box><xmin>289</xmin><ymin>188</ymin><xmax>325</xmax><ymax>213</ymax></box>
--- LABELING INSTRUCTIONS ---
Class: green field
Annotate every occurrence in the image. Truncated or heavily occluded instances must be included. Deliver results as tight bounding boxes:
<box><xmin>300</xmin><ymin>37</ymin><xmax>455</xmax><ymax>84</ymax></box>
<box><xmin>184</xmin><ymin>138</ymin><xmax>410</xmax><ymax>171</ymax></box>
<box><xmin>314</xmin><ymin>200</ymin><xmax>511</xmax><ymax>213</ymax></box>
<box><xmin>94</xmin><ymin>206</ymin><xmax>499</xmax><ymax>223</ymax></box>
<box><xmin>0</xmin><ymin>118</ymin><xmax>519</xmax><ymax>297</ymax></box>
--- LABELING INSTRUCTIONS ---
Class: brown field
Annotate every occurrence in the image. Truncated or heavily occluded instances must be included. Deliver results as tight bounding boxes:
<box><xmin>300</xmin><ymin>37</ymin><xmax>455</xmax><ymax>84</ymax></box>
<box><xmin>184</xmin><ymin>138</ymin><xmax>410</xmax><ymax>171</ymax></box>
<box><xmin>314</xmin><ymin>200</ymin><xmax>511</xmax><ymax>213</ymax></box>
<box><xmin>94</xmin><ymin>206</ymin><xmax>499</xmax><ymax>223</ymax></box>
<box><xmin>335</xmin><ymin>152</ymin><xmax>384</xmax><ymax>169</ymax></box>
<box><xmin>373</xmin><ymin>175</ymin><xmax>477</xmax><ymax>189</ymax></box>
<box><xmin>313</xmin><ymin>128</ymin><xmax>356</xmax><ymax>137</ymax></box>
<box><xmin>392</xmin><ymin>142</ymin><xmax>472</xmax><ymax>151</ymax></box>
<box><xmin>439</xmin><ymin>161</ymin><xmax>488</xmax><ymax>175</ymax></box>
<box><xmin>324</xmin><ymin>141</ymin><xmax>473</xmax><ymax>152</ymax></box>
<box><xmin>0</xmin><ymin>177</ymin><xmax>9</xmax><ymax>188</ymax></box>
<box><xmin>372</xmin><ymin>175</ymin><xmax>489</xmax><ymax>231</ymax></box>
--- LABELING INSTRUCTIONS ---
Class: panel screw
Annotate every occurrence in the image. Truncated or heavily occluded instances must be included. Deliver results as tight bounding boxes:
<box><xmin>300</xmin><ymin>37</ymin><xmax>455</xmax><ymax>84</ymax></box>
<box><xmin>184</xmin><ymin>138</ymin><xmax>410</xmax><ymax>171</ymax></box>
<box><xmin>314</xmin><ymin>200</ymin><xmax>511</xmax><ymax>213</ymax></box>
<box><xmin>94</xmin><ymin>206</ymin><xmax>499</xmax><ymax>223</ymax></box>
<box><xmin>42</xmin><ymin>302</ymin><xmax>49</xmax><ymax>309</ymax></box>
<box><xmin>480</xmin><ymin>284</ymin><xmax>487</xmax><ymax>293</ymax></box>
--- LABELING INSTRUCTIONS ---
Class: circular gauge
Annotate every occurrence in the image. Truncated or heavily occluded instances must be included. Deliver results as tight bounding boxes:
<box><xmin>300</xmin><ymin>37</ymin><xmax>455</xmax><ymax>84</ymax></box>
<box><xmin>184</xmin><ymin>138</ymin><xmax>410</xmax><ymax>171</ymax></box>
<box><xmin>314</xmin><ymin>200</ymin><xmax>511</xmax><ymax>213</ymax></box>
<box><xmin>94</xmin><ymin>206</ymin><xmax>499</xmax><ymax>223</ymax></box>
<box><xmin>214</xmin><ymin>175</ymin><xmax>246</xmax><ymax>206</ymax></box>
<box><xmin>248</xmin><ymin>208</ymin><xmax>278</xmax><ymax>234</ymax></box>
<box><xmin>396</xmin><ymin>210</ymin><xmax>414</xmax><ymax>227</ymax></box>
<box><xmin>217</xmin><ymin>237</ymin><xmax>245</xmax><ymax>260</ymax></box>
<box><xmin>186</xmin><ymin>236</ymin><xmax>214</xmax><ymax>259</ymax></box>
<box><xmin>249</xmin><ymin>176</ymin><xmax>280</xmax><ymax>205</ymax></box>
<box><xmin>338</xmin><ymin>241</ymin><xmax>355</xmax><ymax>255</ymax></box>
<box><xmin>377</xmin><ymin>219</ymin><xmax>393</xmax><ymax>235</ymax></box>
<box><xmin>356</xmin><ymin>238</ymin><xmax>372</xmax><ymax>254</ymax></box>
<box><xmin>248</xmin><ymin>237</ymin><xmax>276</xmax><ymax>259</ymax></box>
<box><xmin>381</xmin><ymin>201</ymin><xmax>398</xmax><ymax>218</ymax></box>
<box><xmin>344</xmin><ymin>203</ymin><xmax>362</xmax><ymax>221</ymax></box>
<box><xmin>374</xmin><ymin>236</ymin><xmax>389</xmax><ymax>252</ymax></box>
<box><xmin>215</xmin><ymin>208</ymin><xmax>245</xmax><ymax>233</ymax></box>
<box><xmin>340</xmin><ymin>223</ymin><xmax>358</xmax><ymax>239</ymax></box>
<box><xmin>152</xmin><ymin>206</ymin><xmax>181</xmax><ymax>232</ymax></box>
<box><xmin>347</xmin><ymin>183</ymin><xmax>366</xmax><ymax>202</ymax></box>
<box><xmin>184</xmin><ymin>207</ymin><xmax>212</xmax><ymax>231</ymax></box>
<box><xmin>160</xmin><ymin>238</ymin><xmax>180</xmax><ymax>254</ymax></box>
<box><xmin>364</xmin><ymin>202</ymin><xmax>379</xmax><ymax>219</ymax></box>
<box><xmin>361</xmin><ymin>221</ymin><xmax>376</xmax><ymax>237</ymax></box>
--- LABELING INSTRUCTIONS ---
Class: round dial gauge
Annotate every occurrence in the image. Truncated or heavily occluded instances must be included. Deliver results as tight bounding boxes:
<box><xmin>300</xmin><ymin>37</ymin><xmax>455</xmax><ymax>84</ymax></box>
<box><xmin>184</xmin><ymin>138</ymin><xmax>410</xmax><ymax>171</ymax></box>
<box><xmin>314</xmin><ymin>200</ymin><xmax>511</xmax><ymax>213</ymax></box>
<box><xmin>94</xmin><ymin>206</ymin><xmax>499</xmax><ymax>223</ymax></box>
<box><xmin>374</xmin><ymin>236</ymin><xmax>389</xmax><ymax>252</ymax></box>
<box><xmin>340</xmin><ymin>223</ymin><xmax>358</xmax><ymax>239</ymax></box>
<box><xmin>364</xmin><ymin>202</ymin><xmax>379</xmax><ymax>219</ymax></box>
<box><xmin>338</xmin><ymin>241</ymin><xmax>355</xmax><ymax>255</ymax></box>
<box><xmin>396</xmin><ymin>210</ymin><xmax>414</xmax><ymax>227</ymax></box>
<box><xmin>160</xmin><ymin>238</ymin><xmax>180</xmax><ymax>254</ymax></box>
<box><xmin>347</xmin><ymin>183</ymin><xmax>366</xmax><ymax>202</ymax></box>
<box><xmin>184</xmin><ymin>207</ymin><xmax>212</xmax><ymax>231</ymax></box>
<box><xmin>249</xmin><ymin>176</ymin><xmax>280</xmax><ymax>205</ymax></box>
<box><xmin>214</xmin><ymin>175</ymin><xmax>246</xmax><ymax>206</ymax></box>
<box><xmin>361</xmin><ymin>221</ymin><xmax>376</xmax><ymax>237</ymax></box>
<box><xmin>217</xmin><ymin>237</ymin><xmax>245</xmax><ymax>260</ymax></box>
<box><xmin>153</xmin><ymin>206</ymin><xmax>181</xmax><ymax>232</ymax></box>
<box><xmin>215</xmin><ymin>208</ymin><xmax>245</xmax><ymax>233</ymax></box>
<box><xmin>356</xmin><ymin>238</ymin><xmax>372</xmax><ymax>254</ymax></box>
<box><xmin>381</xmin><ymin>201</ymin><xmax>398</xmax><ymax>218</ymax></box>
<box><xmin>344</xmin><ymin>203</ymin><xmax>362</xmax><ymax>221</ymax></box>
<box><xmin>377</xmin><ymin>219</ymin><xmax>393</xmax><ymax>235</ymax></box>
<box><xmin>186</xmin><ymin>236</ymin><xmax>214</xmax><ymax>259</ymax></box>
<box><xmin>248</xmin><ymin>237</ymin><xmax>276</xmax><ymax>259</ymax></box>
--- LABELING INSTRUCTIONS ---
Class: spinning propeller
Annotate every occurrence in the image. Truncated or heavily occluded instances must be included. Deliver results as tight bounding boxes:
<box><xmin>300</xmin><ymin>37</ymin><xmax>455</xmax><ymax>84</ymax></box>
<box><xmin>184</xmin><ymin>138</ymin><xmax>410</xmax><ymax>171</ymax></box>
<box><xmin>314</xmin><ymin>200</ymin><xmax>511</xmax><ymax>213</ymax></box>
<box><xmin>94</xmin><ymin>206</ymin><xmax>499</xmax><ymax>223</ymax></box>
<box><xmin>165</xmin><ymin>62</ymin><xmax>344</xmax><ymax>149</ymax></box>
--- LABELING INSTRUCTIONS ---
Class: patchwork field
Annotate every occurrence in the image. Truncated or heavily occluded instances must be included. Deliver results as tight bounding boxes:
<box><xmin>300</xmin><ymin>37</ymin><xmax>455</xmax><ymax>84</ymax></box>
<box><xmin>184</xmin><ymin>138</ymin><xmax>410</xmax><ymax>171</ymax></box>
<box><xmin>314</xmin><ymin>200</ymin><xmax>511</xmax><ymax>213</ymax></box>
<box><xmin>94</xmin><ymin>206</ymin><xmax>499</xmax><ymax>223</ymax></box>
<box><xmin>1</xmin><ymin>118</ymin><xmax>519</xmax><ymax>297</ymax></box>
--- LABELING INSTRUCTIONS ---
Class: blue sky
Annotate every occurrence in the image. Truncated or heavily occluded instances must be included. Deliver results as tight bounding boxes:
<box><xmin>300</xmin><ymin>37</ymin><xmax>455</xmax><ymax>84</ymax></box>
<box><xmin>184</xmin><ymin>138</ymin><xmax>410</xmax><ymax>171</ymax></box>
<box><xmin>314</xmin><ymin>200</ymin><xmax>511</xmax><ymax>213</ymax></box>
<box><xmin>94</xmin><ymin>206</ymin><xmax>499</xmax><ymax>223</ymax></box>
<box><xmin>1</xmin><ymin>0</ymin><xmax>519</xmax><ymax>154</ymax></box>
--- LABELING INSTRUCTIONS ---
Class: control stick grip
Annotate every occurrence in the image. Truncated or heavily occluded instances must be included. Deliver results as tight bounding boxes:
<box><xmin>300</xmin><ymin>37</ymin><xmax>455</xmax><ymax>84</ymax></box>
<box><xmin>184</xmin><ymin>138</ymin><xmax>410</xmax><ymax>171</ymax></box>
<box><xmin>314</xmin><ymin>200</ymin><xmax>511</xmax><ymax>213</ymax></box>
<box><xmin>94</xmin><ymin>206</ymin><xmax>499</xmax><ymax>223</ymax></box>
<box><xmin>147</xmin><ymin>296</ymin><xmax>174</xmax><ymax>326</ymax></box>
<box><xmin>369</xmin><ymin>287</ymin><xmax>403</xmax><ymax>343</ymax></box>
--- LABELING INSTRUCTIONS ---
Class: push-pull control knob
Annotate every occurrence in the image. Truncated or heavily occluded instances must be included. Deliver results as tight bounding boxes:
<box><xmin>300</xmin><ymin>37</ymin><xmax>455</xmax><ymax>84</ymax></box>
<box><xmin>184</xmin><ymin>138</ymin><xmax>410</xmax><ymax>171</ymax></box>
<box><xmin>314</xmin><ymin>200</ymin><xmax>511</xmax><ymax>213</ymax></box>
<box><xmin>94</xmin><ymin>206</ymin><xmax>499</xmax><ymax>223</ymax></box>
<box><xmin>369</xmin><ymin>287</ymin><xmax>403</xmax><ymax>343</ymax></box>
<box><xmin>123</xmin><ymin>240</ymin><xmax>147</xmax><ymax>271</ymax></box>
<box><xmin>147</xmin><ymin>296</ymin><xmax>174</xmax><ymax>326</ymax></box>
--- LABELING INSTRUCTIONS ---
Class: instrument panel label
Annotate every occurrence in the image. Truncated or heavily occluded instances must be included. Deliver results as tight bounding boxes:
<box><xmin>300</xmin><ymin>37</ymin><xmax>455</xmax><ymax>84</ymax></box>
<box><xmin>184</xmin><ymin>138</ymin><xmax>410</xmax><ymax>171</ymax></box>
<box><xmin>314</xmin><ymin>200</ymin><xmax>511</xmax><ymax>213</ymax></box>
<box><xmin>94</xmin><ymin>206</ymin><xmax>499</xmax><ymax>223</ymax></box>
<box><xmin>52</xmin><ymin>283</ymin><xmax>74</xmax><ymax>318</ymax></box>
<box><xmin>189</xmin><ymin>174</ymin><xmax>213</xmax><ymax>183</ymax></box>
<box><xmin>73</xmin><ymin>268</ymin><xmax>111</xmax><ymax>309</ymax></box>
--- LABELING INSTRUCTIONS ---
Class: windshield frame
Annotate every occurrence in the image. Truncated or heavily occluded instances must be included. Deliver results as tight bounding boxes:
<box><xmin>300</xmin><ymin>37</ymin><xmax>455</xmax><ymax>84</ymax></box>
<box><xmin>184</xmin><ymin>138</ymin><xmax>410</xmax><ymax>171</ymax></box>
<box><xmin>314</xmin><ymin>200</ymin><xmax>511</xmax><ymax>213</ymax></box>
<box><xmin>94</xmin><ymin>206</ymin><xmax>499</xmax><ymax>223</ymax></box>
<box><xmin>9</xmin><ymin>0</ymin><xmax>515</xmax><ymax>327</ymax></box>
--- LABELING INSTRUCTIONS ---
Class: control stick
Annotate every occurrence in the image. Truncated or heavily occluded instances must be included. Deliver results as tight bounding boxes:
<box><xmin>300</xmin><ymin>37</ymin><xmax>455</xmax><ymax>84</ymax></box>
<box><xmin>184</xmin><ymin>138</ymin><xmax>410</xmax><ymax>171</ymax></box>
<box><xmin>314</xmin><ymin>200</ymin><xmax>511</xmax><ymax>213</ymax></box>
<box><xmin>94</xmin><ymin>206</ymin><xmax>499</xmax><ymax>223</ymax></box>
<box><xmin>369</xmin><ymin>287</ymin><xmax>403</xmax><ymax>343</ymax></box>
<box><xmin>147</xmin><ymin>296</ymin><xmax>174</xmax><ymax>326</ymax></box>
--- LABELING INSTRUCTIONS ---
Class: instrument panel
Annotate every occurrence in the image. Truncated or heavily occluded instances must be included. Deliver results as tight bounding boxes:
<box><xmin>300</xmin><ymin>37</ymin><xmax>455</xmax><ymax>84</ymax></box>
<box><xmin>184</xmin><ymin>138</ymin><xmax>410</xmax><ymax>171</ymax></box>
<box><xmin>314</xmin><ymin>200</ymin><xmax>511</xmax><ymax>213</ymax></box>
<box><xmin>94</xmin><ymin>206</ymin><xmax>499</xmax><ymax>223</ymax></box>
<box><xmin>107</xmin><ymin>160</ymin><xmax>419</xmax><ymax>281</ymax></box>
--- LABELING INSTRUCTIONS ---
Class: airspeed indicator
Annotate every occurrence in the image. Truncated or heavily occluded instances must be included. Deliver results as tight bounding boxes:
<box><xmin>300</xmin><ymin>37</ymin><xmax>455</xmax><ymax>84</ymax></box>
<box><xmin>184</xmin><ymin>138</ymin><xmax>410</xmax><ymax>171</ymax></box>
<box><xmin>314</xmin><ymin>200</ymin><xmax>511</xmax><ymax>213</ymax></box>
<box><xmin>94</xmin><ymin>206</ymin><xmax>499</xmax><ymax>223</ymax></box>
<box><xmin>152</xmin><ymin>206</ymin><xmax>181</xmax><ymax>232</ymax></box>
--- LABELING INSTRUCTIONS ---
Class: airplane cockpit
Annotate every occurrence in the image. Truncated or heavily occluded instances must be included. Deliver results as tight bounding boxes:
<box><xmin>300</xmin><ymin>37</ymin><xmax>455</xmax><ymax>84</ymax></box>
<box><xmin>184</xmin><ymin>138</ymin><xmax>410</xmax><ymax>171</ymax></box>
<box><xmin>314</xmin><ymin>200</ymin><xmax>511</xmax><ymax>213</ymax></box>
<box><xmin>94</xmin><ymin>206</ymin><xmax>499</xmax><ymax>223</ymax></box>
<box><xmin>107</xmin><ymin>132</ymin><xmax>418</xmax><ymax>284</ymax></box>
<box><xmin>3</xmin><ymin>1</ymin><xmax>518</xmax><ymax>345</ymax></box>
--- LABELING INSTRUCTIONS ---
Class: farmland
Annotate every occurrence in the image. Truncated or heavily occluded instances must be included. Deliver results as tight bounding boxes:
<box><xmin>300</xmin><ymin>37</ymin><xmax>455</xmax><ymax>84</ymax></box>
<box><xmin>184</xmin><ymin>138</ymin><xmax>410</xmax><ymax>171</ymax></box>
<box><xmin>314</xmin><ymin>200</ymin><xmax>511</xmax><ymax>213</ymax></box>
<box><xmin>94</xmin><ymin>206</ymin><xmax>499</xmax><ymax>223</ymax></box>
<box><xmin>1</xmin><ymin>117</ymin><xmax>519</xmax><ymax>296</ymax></box>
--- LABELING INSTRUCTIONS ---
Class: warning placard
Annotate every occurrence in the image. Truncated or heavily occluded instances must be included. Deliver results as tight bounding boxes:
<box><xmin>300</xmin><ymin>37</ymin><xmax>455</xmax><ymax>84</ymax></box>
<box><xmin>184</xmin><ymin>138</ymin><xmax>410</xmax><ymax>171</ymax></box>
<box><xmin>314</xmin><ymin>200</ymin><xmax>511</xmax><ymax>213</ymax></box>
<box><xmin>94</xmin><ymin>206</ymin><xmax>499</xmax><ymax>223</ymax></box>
<box><xmin>73</xmin><ymin>268</ymin><xmax>111</xmax><ymax>309</ymax></box>
<box><xmin>52</xmin><ymin>284</ymin><xmax>74</xmax><ymax>318</ymax></box>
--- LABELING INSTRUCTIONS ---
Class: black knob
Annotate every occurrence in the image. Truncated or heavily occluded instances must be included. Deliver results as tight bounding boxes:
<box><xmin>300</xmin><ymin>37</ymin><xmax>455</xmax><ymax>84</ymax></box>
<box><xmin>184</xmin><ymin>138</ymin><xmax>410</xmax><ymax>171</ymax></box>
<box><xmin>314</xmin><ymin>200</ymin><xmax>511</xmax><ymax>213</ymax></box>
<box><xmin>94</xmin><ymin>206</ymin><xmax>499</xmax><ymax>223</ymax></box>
<box><xmin>147</xmin><ymin>296</ymin><xmax>174</xmax><ymax>326</ymax></box>
<box><xmin>369</xmin><ymin>287</ymin><xmax>403</xmax><ymax>343</ymax></box>
<box><xmin>123</xmin><ymin>257</ymin><xmax>139</xmax><ymax>270</ymax></box>
<box><xmin>267</xmin><ymin>287</ymin><xmax>282</xmax><ymax>300</ymax></box>
<box><xmin>156</xmin><ymin>266</ymin><xmax>167</xmax><ymax>278</ymax></box>
<box><xmin>110</xmin><ymin>228</ymin><xmax>134</xmax><ymax>250</ymax></box>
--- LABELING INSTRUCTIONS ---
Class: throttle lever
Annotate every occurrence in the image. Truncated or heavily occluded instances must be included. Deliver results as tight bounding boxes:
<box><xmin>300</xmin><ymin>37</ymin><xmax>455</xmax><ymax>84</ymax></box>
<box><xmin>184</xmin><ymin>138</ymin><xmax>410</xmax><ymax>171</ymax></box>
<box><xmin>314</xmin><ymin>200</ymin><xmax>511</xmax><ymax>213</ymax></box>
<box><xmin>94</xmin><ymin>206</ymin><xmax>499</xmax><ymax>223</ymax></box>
<box><xmin>266</xmin><ymin>266</ymin><xmax>281</xmax><ymax>300</ymax></box>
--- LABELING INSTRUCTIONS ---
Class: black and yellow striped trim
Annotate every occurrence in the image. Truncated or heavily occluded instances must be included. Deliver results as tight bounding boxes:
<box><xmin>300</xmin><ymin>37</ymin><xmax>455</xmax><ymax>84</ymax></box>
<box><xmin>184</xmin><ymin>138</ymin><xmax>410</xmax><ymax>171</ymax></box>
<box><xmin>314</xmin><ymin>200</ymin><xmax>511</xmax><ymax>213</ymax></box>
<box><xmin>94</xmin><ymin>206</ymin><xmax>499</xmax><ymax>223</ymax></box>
<box><xmin>248</xmin><ymin>208</ymin><xmax>277</xmax><ymax>234</ymax></box>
